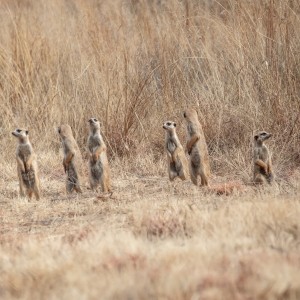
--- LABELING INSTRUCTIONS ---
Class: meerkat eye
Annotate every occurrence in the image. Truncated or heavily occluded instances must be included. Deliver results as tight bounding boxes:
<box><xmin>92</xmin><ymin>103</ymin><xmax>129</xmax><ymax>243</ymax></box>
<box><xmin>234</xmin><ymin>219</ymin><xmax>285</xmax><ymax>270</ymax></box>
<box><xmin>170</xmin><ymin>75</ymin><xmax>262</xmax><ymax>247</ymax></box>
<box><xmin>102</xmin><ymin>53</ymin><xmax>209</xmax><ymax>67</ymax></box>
<box><xmin>16</xmin><ymin>129</ymin><xmax>21</xmax><ymax>133</ymax></box>
<box><xmin>58</xmin><ymin>128</ymin><xmax>61</xmax><ymax>134</ymax></box>
<box><xmin>183</xmin><ymin>112</ymin><xmax>186</xmax><ymax>118</ymax></box>
<box><xmin>166</xmin><ymin>122</ymin><xmax>171</xmax><ymax>126</ymax></box>
<box><xmin>94</xmin><ymin>118</ymin><xmax>98</xmax><ymax>122</ymax></box>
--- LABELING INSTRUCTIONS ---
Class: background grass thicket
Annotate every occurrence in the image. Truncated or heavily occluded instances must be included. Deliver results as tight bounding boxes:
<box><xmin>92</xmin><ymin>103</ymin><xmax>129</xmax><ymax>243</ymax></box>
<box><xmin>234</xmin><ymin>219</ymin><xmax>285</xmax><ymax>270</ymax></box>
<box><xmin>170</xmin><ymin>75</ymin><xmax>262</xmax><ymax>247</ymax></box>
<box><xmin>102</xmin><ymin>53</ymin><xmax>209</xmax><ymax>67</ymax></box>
<box><xmin>1</xmin><ymin>0</ymin><xmax>299</xmax><ymax>177</ymax></box>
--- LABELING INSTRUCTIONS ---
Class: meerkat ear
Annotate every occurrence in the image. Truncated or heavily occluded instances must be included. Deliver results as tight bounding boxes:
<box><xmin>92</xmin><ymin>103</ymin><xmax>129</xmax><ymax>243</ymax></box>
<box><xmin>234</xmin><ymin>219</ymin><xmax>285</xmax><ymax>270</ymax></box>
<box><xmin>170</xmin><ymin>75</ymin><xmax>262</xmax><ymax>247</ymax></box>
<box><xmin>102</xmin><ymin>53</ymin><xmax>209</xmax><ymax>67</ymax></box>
<box><xmin>183</xmin><ymin>112</ymin><xmax>186</xmax><ymax>118</ymax></box>
<box><xmin>254</xmin><ymin>135</ymin><xmax>259</xmax><ymax>140</ymax></box>
<box><xmin>25</xmin><ymin>130</ymin><xmax>29</xmax><ymax>135</ymax></box>
<box><xmin>174</xmin><ymin>123</ymin><xmax>177</xmax><ymax>127</ymax></box>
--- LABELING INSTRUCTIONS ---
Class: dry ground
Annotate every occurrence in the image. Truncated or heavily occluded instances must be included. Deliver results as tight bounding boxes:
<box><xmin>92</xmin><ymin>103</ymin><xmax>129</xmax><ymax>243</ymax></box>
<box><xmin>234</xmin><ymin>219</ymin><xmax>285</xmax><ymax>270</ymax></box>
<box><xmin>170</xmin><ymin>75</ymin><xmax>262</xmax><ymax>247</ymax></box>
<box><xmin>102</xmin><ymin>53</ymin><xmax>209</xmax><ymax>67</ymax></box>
<box><xmin>1</xmin><ymin>154</ymin><xmax>300</xmax><ymax>300</ymax></box>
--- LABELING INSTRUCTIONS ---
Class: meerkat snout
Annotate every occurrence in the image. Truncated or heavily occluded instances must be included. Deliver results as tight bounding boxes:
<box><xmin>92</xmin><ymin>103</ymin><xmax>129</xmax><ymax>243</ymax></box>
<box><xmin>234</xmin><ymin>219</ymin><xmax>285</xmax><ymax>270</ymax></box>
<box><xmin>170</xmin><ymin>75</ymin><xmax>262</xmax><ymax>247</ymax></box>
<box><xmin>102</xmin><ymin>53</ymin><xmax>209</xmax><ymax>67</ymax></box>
<box><xmin>88</xmin><ymin>118</ymin><xmax>98</xmax><ymax>123</ymax></box>
<box><xmin>12</xmin><ymin>128</ymin><xmax>29</xmax><ymax>137</ymax></box>
<box><xmin>254</xmin><ymin>131</ymin><xmax>272</xmax><ymax>141</ymax></box>
<box><xmin>88</xmin><ymin>118</ymin><xmax>101</xmax><ymax>130</ymax></box>
<box><xmin>163</xmin><ymin>121</ymin><xmax>176</xmax><ymax>130</ymax></box>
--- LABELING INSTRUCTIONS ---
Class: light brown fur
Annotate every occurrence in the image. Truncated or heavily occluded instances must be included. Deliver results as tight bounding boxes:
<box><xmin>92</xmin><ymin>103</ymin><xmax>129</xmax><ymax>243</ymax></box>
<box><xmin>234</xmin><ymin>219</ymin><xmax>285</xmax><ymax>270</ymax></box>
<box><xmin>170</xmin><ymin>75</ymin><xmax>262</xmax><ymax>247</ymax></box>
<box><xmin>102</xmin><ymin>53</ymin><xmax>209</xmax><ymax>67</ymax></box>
<box><xmin>163</xmin><ymin>121</ymin><xmax>189</xmax><ymax>181</ymax></box>
<box><xmin>58</xmin><ymin>124</ymin><xmax>84</xmax><ymax>193</ymax></box>
<box><xmin>12</xmin><ymin>129</ymin><xmax>41</xmax><ymax>200</ymax></box>
<box><xmin>209</xmin><ymin>181</ymin><xmax>246</xmax><ymax>196</ymax></box>
<box><xmin>87</xmin><ymin>118</ymin><xmax>112</xmax><ymax>193</ymax></box>
<box><xmin>183</xmin><ymin>108</ymin><xmax>211</xmax><ymax>186</ymax></box>
<box><xmin>253</xmin><ymin>131</ymin><xmax>274</xmax><ymax>185</ymax></box>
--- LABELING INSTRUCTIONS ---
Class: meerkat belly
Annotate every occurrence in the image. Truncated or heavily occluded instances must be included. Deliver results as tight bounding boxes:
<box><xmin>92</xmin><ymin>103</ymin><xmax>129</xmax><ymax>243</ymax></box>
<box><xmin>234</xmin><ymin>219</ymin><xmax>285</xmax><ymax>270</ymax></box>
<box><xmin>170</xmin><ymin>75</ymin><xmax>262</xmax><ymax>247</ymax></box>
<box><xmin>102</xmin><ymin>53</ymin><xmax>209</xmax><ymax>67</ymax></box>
<box><xmin>190</xmin><ymin>145</ymin><xmax>201</xmax><ymax>167</ymax></box>
<box><xmin>21</xmin><ymin>169</ymin><xmax>35</xmax><ymax>188</ymax></box>
<box><xmin>90</xmin><ymin>159</ymin><xmax>104</xmax><ymax>181</ymax></box>
<box><xmin>19</xmin><ymin>146</ymin><xmax>32</xmax><ymax>163</ymax></box>
<box><xmin>67</xmin><ymin>162</ymin><xmax>79</xmax><ymax>184</ymax></box>
<box><xmin>174</xmin><ymin>160</ymin><xmax>183</xmax><ymax>174</ymax></box>
<box><xmin>167</xmin><ymin>140</ymin><xmax>177</xmax><ymax>154</ymax></box>
<box><xmin>187</xmin><ymin>123</ymin><xmax>196</xmax><ymax>136</ymax></box>
<box><xmin>258</xmin><ymin>153</ymin><xmax>268</xmax><ymax>175</ymax></box>
<box><xmin>89</xmin><ymin>136</ymin><xmax>102</xmax><ymax>152</ymax></box>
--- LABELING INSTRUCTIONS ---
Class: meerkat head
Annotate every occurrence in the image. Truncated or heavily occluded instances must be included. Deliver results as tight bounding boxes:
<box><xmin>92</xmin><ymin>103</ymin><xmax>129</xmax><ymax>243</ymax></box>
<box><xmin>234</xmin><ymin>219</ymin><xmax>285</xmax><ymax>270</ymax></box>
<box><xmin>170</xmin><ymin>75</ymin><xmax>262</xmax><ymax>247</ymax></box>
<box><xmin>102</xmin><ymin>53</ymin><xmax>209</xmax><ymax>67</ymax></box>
<box><xmin>12</xmin><ymin>128</ymin><xmax>29</xmax><ymax>142</ymax></box>
<box><xmin>88</xmin><ymin>118</ymin><xmax>101</xmax><ymax>130</ymax></box>
<box><xmin>163</xmin><ymin>121</ymin><xmax>177</xmax><ymax>131</ymax></box>
<box><xmin>254</xmin><ymin>131</ymin><xmax>272</xmax><ymax>143</ymax></box>
<box><xmin>57</xmin><ymin>124</ymin><xmax>73</xmax><ymax>138</ymax></box>
<box><xmin>183</xmin><ymin>108</ymin><xmax>198</xmax><ymax>121</ymax></box>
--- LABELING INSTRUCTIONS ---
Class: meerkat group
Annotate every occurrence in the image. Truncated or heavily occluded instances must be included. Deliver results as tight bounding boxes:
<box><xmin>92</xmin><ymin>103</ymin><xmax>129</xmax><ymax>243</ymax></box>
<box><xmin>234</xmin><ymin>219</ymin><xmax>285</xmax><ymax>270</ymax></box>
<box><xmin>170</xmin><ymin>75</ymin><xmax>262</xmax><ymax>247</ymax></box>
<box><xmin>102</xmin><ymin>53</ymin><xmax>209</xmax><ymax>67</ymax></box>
<box><xmin>163</xmin><ymin>108</ymin><xmax>274</xmax><ymax>188</ymax></box>
<box><xmin>11</xmin><ymin>110</ymin><xmax>274</xmax><ymax>200</ymax></box>
<box><xmin>163</xmin><ymin>108</ymin><xmax>211</xmax><ymax>186</ymax></box>
<box><xmin>12</xmin><ymin>117</ymin><xmax>111</xmax><ymax>199</ymax></box>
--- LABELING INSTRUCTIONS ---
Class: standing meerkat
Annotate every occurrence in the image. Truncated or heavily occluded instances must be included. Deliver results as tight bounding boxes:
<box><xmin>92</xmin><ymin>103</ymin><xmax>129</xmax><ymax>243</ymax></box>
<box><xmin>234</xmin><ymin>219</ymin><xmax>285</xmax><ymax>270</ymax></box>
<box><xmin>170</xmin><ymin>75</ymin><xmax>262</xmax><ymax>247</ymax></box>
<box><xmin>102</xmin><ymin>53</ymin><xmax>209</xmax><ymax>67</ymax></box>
<box><xmin>57</xmin><ymin>124</ymin><xmax>83</xmax><ymax>194</ymax></box>
<box><xmin>253</xmin><ymin>131</ymin><xmax>274</xmax><ymax>184</ymax></box>
<box><xmin>87</xmin><ymin>118</ymin><xmax>112</xmax><ymax>193</ymax></box>
<box><xmin>163</xmin><ymin>121</ymin><xmax>189</xmax><ymax>181</ymax></box>
<box><xmin>12</xmin><ymin>128</ymin><xmax>41</xmax><ymax>200</ymax></box>
<box><xmin>183</xmin><ymin>108</ymin><xmax>211</xmax><ymax>186</ymax></box>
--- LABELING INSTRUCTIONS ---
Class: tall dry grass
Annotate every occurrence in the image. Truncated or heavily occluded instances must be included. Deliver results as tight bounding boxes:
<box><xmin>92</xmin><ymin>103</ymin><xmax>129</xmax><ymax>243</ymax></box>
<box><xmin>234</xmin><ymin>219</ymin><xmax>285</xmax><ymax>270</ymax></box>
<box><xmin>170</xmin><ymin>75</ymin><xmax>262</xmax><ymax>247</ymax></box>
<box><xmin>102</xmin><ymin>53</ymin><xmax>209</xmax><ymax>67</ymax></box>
<box><xmin>1</xmin><ymin>2</ymin><xmax>300</xmax><ymax>299</ymax></box>
<box><xmin>0</xmin><ymin>0</ymin><xmax>299</xmax><ymax>178</ymax></box>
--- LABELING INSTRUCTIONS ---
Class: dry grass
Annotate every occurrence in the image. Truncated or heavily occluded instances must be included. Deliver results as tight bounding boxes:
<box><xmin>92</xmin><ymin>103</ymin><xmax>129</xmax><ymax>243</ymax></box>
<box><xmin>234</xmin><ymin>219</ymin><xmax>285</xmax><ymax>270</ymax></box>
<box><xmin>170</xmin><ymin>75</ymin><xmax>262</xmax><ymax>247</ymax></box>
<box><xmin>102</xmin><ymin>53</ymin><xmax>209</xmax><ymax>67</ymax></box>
<box><xmin>1</xmin><ymin>157</ymin><xmax>300</xmax><ymax>299</ymax></box>
<box><xmin>1</xmin><ymin>0</ymin><xmax>300</xmax><ymax>299</ymax></box>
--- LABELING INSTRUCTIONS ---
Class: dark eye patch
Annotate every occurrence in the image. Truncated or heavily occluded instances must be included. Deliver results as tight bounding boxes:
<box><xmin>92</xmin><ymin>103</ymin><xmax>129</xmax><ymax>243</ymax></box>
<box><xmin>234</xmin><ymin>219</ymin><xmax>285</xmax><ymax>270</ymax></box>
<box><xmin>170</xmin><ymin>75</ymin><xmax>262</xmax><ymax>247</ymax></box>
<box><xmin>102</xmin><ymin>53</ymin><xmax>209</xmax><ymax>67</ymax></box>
<box><xmin>94</xmin><ymin>118</ymin><xmax>98</xmax><ymax>122</ymax></box>
<box><xmin>16</xmin><ymin>129</ymin><xmax>21</xmax><ymax>133</ymax></box>
<box><xmin>166</xmin><ymin>122</ymin><xmax>171</xmax><ymax>126</ymax></box>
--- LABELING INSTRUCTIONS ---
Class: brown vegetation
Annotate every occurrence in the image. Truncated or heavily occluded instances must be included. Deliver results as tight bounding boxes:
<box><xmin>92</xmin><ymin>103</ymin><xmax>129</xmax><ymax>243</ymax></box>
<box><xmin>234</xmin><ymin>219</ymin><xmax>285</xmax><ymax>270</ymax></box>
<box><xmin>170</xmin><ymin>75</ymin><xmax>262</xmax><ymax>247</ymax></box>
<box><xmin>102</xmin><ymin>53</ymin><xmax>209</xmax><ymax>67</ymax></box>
<box><xmin>1</xmin><ymin>0</ymin><xmax>300</xmax><ymax>299</ymax></box>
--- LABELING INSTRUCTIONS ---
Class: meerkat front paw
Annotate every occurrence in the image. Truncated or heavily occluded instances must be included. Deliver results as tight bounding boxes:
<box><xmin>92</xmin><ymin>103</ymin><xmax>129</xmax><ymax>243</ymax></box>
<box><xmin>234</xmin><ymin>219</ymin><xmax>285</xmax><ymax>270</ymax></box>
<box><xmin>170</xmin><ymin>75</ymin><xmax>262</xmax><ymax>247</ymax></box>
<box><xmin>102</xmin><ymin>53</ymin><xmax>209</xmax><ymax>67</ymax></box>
<box><xmin>24</xmin><ymin>162</ymin><xmax>29</xmax><ymax>172</ymax></box>
<box><xmin>63</xmin><ymin>159</ymin><xmax>68</xmax><ymax>173</ymax></box>
<box><xmin>92</xmin><ymin>153</ymin><xmax>99</xmax><ymax>163</ymax></box>
<box><xmin>261</xmin><ymin>167</ymin><xmax>269</xmax><ymax>176</ymax></box>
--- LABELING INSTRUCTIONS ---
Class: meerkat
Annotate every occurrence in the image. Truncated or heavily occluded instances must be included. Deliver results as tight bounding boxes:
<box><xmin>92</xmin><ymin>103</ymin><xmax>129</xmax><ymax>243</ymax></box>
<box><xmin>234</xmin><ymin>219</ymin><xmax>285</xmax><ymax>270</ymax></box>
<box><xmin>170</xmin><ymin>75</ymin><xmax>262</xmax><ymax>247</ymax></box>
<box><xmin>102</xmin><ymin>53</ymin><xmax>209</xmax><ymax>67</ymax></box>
<box><xmin>12</xmin><ymin>128</ymin><xmax>41</xmax><ymax>200</ymax></box>
<box><xmin>57</xmin><ymin>124</ymin><xmax>84</xmax><ymax>193</ymax></box>
<box><xmin>183</xmin><ymin>108</ymin><xmax>211</xmax><ymax>186</ymax></box>
<box><xmin>87</xmin><ymin>118</ymin><xmax>112</xmax><ymax>193</ymax></box>
<box><xmin>253</xmin><ymin>131</ymin><xmax>274</xmax><ymax>184</ymax></box>
<box><xmin>163</xmin><ymin>121</ymin><xmax>189</xmax><ymax>181</ymax></box>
